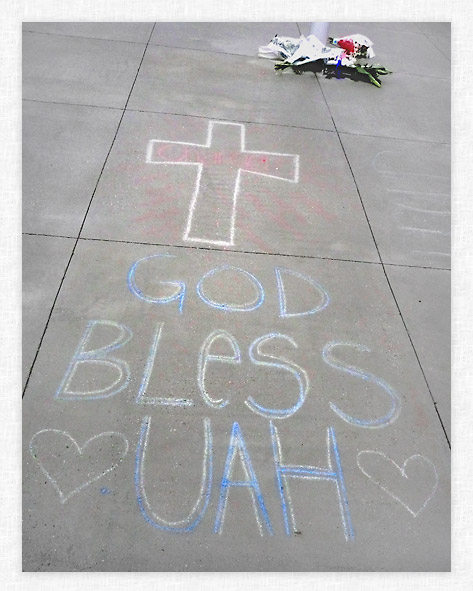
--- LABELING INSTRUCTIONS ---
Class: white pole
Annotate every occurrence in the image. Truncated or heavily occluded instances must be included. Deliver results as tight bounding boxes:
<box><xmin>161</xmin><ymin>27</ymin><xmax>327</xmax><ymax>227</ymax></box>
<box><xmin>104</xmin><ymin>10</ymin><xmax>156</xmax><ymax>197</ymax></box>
<box><xmin>309</xmin><ymin>22</ymin><xmax>330</xmax><ymax>44</ymax></box>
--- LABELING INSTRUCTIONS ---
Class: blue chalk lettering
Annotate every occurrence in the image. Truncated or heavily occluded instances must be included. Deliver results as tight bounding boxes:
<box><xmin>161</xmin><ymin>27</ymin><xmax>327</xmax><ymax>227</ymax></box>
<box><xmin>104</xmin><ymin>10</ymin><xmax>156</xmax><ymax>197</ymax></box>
<box><xmin>198</xmin><ymin>330</ymin><xmax>241</xmax><ymax>409</ymax></box>
<box><xmin>275</xmin><ymin>267</ymin><xmax>330</xmax><ymax>318</ymax></box>
<box><xmin>196</xmin><ymin>265</ymin><xmax>264</xmax><ymax>312</ymax></box>
<box><xmin>127</xmin><ymin>253</ymin><xmax>186</xmax><ymax>313</ymax></box>
<box><xmin>270</xmin><ymin>422</ymin><xmax>354</xmax><ymax>541</ymax></box>
<box><xmin>322</xmin><ymin>342</ymin><xmax>402</xmax><ymax>428</ymax></box>
<box><xmin>55</xmin><ymin>320</ymin><xmax>132</xmax><ymax>400</ymax></box>
<box><xmin>246</xmin><ymin>333</ymin><xmax>309</xmax><ymax>419</ymax></box>
<box><xmin>214</xmin><ymin>422</ymin><xmax>273</xmax><ymax>535</ymax></box>
<box><xmin>136</xmin><ymin>322</ymin><xmax>194</xmax><ymax>407</ymax></box>
<box><xmin>134</xmin><ymin>416</ymin><xmax>212</xmax><ymax>533</ymax></box>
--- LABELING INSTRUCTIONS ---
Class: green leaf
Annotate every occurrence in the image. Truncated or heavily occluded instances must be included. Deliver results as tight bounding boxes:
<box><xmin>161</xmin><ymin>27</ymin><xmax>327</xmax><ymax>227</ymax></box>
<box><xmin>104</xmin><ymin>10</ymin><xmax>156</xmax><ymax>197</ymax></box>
<box><xmin>274</xmin><ymin>62</ymin><xmax>292</xmax><ymax>71</ymax></box>
<box><xmin>354</xmin><ymin>65</ymin><xmax>381</xmax><ymax>87</ymax></box>
<box><xmin>367</xmin><ymin>72</ymin><xmax>381</xmax><ymax>87</ymax></box>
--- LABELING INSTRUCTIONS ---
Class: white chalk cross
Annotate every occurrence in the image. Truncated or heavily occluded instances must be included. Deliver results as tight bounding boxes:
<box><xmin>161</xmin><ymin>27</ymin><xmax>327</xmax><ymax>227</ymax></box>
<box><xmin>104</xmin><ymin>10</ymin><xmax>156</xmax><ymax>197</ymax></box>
<box><xmin>146</xmin><ymin>120</ymin><xmax>299</xmax><ymax>246</ymax></box>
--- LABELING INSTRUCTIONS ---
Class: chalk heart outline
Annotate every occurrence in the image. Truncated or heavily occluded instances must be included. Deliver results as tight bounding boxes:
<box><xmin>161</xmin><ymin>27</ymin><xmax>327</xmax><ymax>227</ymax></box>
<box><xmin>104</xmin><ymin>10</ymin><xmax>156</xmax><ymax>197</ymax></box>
<box><xmin>29</xmin><ymin>430</ymin><xmax>129</xmax><ymax>503</ymax></box>
<box><xmin>357</xmin><ymin>451</ymin><xmax>438</xmax><ymax>517</ymax></box>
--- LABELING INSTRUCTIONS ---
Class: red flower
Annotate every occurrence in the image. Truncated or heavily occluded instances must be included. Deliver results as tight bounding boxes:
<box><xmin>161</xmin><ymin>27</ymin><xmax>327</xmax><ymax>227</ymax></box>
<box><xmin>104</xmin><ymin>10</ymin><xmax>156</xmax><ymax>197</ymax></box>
<box><xmin>337</xmin><ymin>39</ymin><xmax>355</xmax><ymax>54</ymax></box>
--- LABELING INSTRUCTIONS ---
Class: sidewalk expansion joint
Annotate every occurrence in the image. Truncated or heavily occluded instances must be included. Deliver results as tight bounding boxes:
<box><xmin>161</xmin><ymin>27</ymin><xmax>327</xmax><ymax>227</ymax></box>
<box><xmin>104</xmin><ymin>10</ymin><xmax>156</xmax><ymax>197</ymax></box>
<box><xmin>22</xmin><ymin>98</ymin><xmax>125</xmax><ymax>112</ymax></box>
<box><xmin>313</xmin><ymin>72</ymin><xmax>451</xmax><ymax>449</ymax></box>
<box><xmin>338</xmin><ymin>129</ymin><xmax>451</xmax><ymax>146</ymax></box>
<box><xmin>414</xmin><ymin>23</ymin><xmax>451</xmax><ymax>61</ymax></box>
<box><xmin>22</xmin><ymin>232</ymin><xmax>451</xmax><ymax>271</ymax></box>
<box><xmin>147</xmin><ymin>42</ymin><xmax>264</xmax><ymax>60</ymax></box>
<box><xmin>125</xmin><ymin>108</ymin><xmax>339</xmax><ymax>134</ymax></box>
<box><xmin>22</xmin><ymin>29</ymin><xmax>150</xmax><ymax>46</ymax></box>
<box><xmin>22</xmin><ymin>23</ymin><xmax>158</xmax><ymax>400</ymax></box>
<box><xmin>21</xmin><ymin>101</ymin><xmax>450</xmax><ymax>147</ymax></box>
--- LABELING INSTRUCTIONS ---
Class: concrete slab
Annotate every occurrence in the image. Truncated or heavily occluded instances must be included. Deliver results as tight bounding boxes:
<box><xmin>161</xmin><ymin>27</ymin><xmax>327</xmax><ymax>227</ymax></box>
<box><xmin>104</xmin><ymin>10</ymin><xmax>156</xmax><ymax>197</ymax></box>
<box><xmin>80</xmin><ymin>110</ymin><xmax>378</xmax><ymax>262</ymax></box>
<box><xmin>23</xmin><ymin>31</ymin><xmax>145</xmax><ymax>108</ymax></box>
<box><xmin>23</xmin><ymin>100</ymin><xmax>122</xmax><ymax>236</ymax></box>
<box><xmin>149</xmin><ymin>22</ymin><xmax>301</xmax><ymax>56</ymax></box>
<box><xmin>23</xmin><ymin>239</ymin><xmax>450</xmax><ymax>571</ymax></box>
<box><xmin>127</xmin><ymin>45</ymin><xmax>335</xmax><ymax>130</ymax></box>
<box><xmin>415</xmin><ymin>23</ymin><xmax>451</xmax><ymax>59</ymax></box>
<box><xmin>22</xmin><ymin>22</ymin><xmax>154</xmax><ymax>44</ymax></box>
<box><xmin>339</xmin><ymin>133</ymin><xmax>450</xmax><ymax>268</ymax></box>
<box><xmin>385</xmin><ymin>265</ymin><xmax>450</xmax><ymax>440</ymax></box>
<box><xmin>22</xmin><ymin>234</ymin><xmax>75</xmax><ymax>389</ymax></box>
<box><xmin>317</xmin><ymin>70</ymin><xmax>450</xmax><ymax>144</ymax></box>
<box><xmin>416</xmin><ymin>22</ymin><xmax>451</xmax><ymax>36</ymax></box>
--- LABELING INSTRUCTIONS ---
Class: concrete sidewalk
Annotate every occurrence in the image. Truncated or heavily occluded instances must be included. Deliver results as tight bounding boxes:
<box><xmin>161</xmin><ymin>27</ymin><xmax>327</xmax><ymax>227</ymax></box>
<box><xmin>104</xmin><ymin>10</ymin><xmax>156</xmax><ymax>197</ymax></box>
<box><xmin>22</xmin><ymin>22</ymin><xmax>451</xmax><ymax>571</ymax></box>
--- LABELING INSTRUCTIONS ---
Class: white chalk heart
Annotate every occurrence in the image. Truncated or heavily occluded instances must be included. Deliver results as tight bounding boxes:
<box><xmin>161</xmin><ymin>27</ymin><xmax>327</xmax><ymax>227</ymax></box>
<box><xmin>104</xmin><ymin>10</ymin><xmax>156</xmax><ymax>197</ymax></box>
<box><xmin>357</xmin><ymin>451</ymin><xmax>438</xmax><ymax>517</ymax></box>
<box><xmin>29</xmin><ymin>430</ymin><xmax>129</xmax><ymax>503</ymax></box>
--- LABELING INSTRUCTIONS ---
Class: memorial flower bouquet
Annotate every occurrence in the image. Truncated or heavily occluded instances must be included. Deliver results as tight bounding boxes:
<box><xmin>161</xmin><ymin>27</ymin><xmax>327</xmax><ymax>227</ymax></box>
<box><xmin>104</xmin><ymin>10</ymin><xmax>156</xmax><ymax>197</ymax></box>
<box><xmin>259</xmin><ymin>34</ymin><xmax>392</xmax><ymax>87</ymax></box>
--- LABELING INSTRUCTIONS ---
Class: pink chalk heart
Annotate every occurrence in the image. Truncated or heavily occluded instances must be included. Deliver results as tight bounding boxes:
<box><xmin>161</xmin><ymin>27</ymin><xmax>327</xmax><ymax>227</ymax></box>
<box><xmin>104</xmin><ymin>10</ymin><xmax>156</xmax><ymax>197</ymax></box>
<box><xmin>357</xmin><ymin>451</ymin><xmax>438</xmax><ymax>517</ymax></box>
<box><xmin>29</xmin><ymin>429</ymin><xmax>129</xmax><ymax>503</ymax></box>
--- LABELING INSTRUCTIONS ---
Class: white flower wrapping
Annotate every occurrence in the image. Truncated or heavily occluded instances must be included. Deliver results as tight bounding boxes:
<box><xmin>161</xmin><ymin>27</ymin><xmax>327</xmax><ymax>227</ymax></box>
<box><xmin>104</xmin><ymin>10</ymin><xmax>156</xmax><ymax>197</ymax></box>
<box><xmin>258</xmin><ymin>33</ymin><xmax>375</xmax><ymax>67</ymax></box>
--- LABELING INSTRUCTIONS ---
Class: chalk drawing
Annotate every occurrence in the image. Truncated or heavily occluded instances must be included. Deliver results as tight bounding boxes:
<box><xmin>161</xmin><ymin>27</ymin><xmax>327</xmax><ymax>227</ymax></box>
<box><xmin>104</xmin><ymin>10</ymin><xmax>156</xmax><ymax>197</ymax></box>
<box><xmin>388</xmin><ymin>189</ymin><xmax>449</xmax><ymax>198</ymax></box>
<box><xmin>401</xmin><ymin>226</ymin><xmax>448</xmax><ymax>235</ymax></box>
<box><xmin>412</xmin><ymin>250</ymin><xmax>450</xmax><ymax>257</ymax></box>
<box><xmin>196</xmin><ymin>265</ymin><xmax>265</xmax><ymax>312</ymax></box>
<box><xmin>274</xmin><ymin>267</ymin><xmax>330</xmax><ymax>318</ymax></box>
<box><xmin>127</xmin><ymin>253</ymin><xmax>186</xmax><ymax>313</ymax></box>
<box><xmin>357</xmin><ymin>451</ymin><xmax>438</xmax><ymax>517</ymax></box>
<box><xmin>146</xmin><ymin>120</ymin><xmax>299</xmax><ymax>246</ymax></box>
<box><xmin>56</xmin><ymin>320</ymin><xmax>132</xmax><ymax>401</ymax></box>
<box><xmin>137</xmin><ymin>322</ymin><xmax>194</xmax><ymax>407</ymax></box>
<box><xmin>371</xmin><ymin>151</ymin><xmax>450</xmax><ymax>261</ymax></box>
<box><xmin>395</xmin><ymin>203</ymin><xmax>449</xmax><ymax>215</ymax></box>
<box><xmin>247</xmin><ymin>333</ymin><xmax>309</xmax><ymax>419</ymax></box>
<box><xmin>371</xmin><ymin>151</ymin><xmax>449</xmax><ymax>181</ymax></box>
<box><xmin>270</xmin><ymin>422</ymin><xmax>354</xmax><ymax>540</ymax></box>
<box><xmin>198</xmin><ymin>330</ymin><xmax>241</xmax><ymax>409</ymax></box>
<box><xmin>214</xmin><ymin>421</ymin><xmax>273</xmax><ymax>535</ymax></box>
<box><xmin>322</xmin><ymin>342</ymin><xmax>401</xmax><ymax>428</ymax></box>
<box><xmin>29</xmin><ymin>429</ymin><xmax>129</xmax><ymax>503</ymax></box>
<box><xmin>135</xmin><ymin>416</ymin><xmax>212</xmax><ymax>532</ymax></box>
